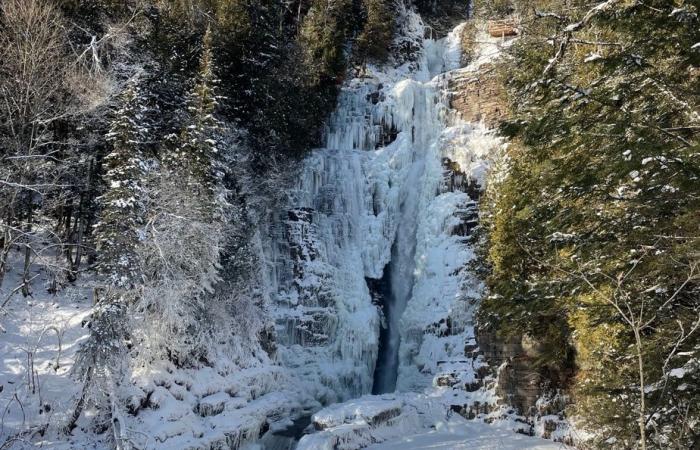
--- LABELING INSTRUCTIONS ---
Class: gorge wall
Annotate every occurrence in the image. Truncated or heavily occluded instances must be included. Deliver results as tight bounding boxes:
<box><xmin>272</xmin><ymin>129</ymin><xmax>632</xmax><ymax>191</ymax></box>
<box><xmin>112</xmin><ymin>10</ymin><xmax>568</xmax><ymax>450</ymax></box>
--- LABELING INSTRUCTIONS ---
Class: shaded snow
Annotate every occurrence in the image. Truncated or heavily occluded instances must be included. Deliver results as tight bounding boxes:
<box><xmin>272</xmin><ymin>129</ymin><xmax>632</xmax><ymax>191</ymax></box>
<box><xmin>0</xmin><ymin>254</ymin><xmax>95</xmax><ymax>447</ymax></box>
<box><xmin>367</xmin><ymin>418</ymin><xmax>567</xmax><ymax>449</ymax></box>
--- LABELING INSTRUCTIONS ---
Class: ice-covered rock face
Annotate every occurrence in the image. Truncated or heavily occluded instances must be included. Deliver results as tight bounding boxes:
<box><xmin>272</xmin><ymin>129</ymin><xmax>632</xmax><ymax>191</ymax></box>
<box><xmin>290</xmin><ymin>19</ymin><xmax>556</xmax><ymax>446</ymax></box>
<box><xmin>396</xmin><ymin>122</ymin><xmax>501</xmax><ymax>393</ymax></box>
<box><xmin>266</xmin><ymin>11</ymin><xmax>502</xmax><ymax>407</ymax></box>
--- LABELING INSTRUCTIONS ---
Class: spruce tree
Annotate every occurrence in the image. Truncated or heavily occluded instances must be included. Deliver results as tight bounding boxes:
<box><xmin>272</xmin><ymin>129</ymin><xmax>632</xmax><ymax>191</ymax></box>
<box><xmin>298</xmin><ymin>0</ymin><xmax>353</xmax><ymax>83</ymax></box>
<box><xmin>163</xmin><ymin>26</ymin><xmax>222</xmax><ymax>217</ymax></box>
<box><xmin>72</xmin><ymin>77</ymin><xmax>149</xmax><ymax>442</ymax></box>
<box><xmin>94</xmin><ymin>78</ymin><xmax>148</xmax><ymax>289</ymax></box>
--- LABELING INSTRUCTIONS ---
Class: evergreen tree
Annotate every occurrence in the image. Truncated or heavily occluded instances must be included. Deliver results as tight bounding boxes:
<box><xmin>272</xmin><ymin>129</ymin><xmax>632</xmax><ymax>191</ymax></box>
<box><xmin>94</xmin><ymin>78</ymin><xmax>149</xmax><ymax>289</ymax></box>
<box><xmin>163</xmin><ymin>26</ymin><xmax>221</xmax><ymax>212</ymax></box>
<box><xmin>136</xmin><ymin>29</ymin><xmax>228</xmax><ymax>366</ymax></box>
<box><xmin>479</xmin><ymin>0</ymin><xmax>700</xmax><ymax>447</ymax></box>
<box><xmin>72</xmin><ymin>78</ymin><xmax>149</xmax><ymax>441</ymax></box>
<box><xmin>298</xmin><ymin>0</ymin><xmax>353</xmax><ymax>84</ymax></box>
<box><xmin>356</xmin><ymin>0</ymin><xmax>394</xmax><ymax>62</ymax></box>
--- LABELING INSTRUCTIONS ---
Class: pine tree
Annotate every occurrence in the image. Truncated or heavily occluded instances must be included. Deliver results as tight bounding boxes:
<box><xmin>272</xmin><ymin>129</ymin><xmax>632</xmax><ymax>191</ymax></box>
<box><xmin>94</xmin><ymin>78</ymin><xmax>148</xmax><ymax>289</ymax></box>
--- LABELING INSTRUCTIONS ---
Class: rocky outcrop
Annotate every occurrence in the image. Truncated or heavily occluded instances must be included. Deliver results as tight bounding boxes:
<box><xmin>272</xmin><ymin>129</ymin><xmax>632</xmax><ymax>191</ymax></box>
<box><xmin>477</xmin><ymin>329</ymin><xmax>543</xmax><ymax>414</ymax></box>
<box><xmin>298</xmin><ymin>396</ymin><xmax>420</xmax><ymax>449</ymax></box>
<box><xmin>449</xmin><ymin>63</ymin><xmax>507</xmax><ymax>128</ymax></box>
<box><xmin>441</xmin><ymin>157</ymin><xmax>482</xmax><ymax>200</ymax></box>
<box><xmin>475</xmin><ymin>327</ymin><xmax>572</xmax><ymax>443</ymax></box>
<box><xmin>487</xmin><ymin>19</ymin><xmax>518</xmax><ymax>38</ymax></box>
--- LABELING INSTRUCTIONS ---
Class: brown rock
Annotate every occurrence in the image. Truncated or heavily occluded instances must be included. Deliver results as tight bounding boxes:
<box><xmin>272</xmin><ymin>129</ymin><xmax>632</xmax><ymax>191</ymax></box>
<box><xmin>449</xmin><ymin>64</ymin><xmax>508</xmax><ymax>128</ymax></box>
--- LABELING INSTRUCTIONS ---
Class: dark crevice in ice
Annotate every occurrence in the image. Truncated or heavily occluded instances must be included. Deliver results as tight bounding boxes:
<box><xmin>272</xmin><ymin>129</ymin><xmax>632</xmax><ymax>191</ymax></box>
<box><xmin>369</xmin><ymin>264</ymin><xmax>396</xmax><ymax>394</ymax></box>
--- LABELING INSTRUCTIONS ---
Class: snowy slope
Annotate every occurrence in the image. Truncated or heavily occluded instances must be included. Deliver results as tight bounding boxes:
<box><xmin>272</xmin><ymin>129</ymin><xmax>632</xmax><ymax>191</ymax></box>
<box><xmin>0</xmin><ymin>254</ymin><xmax>95</xmax><ymax>448</ymax></box>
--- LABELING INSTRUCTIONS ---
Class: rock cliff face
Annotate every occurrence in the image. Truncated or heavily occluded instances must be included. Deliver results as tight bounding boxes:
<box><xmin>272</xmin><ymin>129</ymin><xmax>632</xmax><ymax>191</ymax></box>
<box><xmin>449</xmin><ymin>63</ymin><xmax>507</xmax><ymax>127</ymax></box>
<box><xmin>477</xmin><ymin>329</ymin><xmax>546</xmax><ymax>414</ymax></box>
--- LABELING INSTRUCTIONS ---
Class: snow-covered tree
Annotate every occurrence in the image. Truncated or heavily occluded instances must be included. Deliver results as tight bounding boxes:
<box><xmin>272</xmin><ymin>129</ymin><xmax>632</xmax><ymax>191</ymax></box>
<box><xmin>94</xmin><ymin>78</ymin><xmax>149</xmax><ymax>289</ymax></box>
<box><xmin>162</xmin><ymin>26</ymin><xmax>221</xmax><ymax>209</ymax></box>
<box><xmin>67</xmin><ymin>79</ymin><xmax>150</xmax><ymax>447</ymax></box>
<box><xmin>136</xmin><ymin>182</ymin><xmax>224</xmax><ymax>365</ymax></box>
<box><xmin>0</xmin><ymin>0</ymin><xmax>75</xmax><ymax>293</ymax></box>
<box><xmin>70</xmin><ymin>290</ymin><xmax>131</xmax><ymax>447</ymax></box>
<box><xmin>135</xmin><ymin>28</ymin><xmax>229</xmax><ymax>366</ymax></box>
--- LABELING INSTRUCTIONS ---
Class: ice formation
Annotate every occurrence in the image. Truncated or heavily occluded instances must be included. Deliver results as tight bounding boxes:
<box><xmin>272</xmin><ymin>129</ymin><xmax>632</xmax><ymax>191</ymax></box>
<box><xmin>267</xmin><ymin>11</ymin><xmax>483</xmax><ymax>402</ymax></box>
<box><xmin>268</xmin><ymin>3</ymin><xmax>512</xmax><ymax>436</ymax></box>
<box><xmin>269</xmin><ymin>12</ymin><xmax>552</xmax><ymax>449</ymax></box>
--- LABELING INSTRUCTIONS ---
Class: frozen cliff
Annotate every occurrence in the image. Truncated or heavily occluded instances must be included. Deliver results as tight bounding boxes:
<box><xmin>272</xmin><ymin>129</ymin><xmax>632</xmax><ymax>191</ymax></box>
<box><xmin>266</xmin><ymin>10</ymin><xmax>482</xmax><ymax>403</ymax></box>
<box><xmin>264</xmin><ymin>9</ymin><xmax>556</xmax><ymax>449</ymax></box>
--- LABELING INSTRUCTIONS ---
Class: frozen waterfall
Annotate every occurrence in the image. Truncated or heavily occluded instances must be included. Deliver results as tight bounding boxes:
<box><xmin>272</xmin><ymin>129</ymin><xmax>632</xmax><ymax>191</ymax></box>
<box><xmin>268</xmin><ymin>10</ymin><xmax>503</xmax><ymax>405</ymax></box>
<box><xmin>371</xmin><ymin>148</ymin><xmax>424</xmax><ymax>394</ymax></box>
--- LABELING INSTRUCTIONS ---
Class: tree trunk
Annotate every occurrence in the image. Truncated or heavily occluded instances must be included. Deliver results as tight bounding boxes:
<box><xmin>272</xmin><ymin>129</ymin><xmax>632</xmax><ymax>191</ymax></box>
<box><xmin>634</xmin><ymin>327</ymin><xmax>647</xmax><ymax>450</ymax></box>
<box><xmin>67</xmin><ymin>157</ymin><xmax>95</xmax><ymax>281</ymax></box>
<box><xmin>21</xmin><ymin>243</ymin><xmax>32</xmax><ymax>297</ymax></box>
<box><xmin>20</xmin><ymin>201</ymin><xmax>34</xmax><ymax>297</ymax></box>
<box><xmin>0</xmin><ymin>225</ymin><xmax>9</xmax><ymax>289</ymax></box>
<box><xmin>64</xmin><ymin>365</ymin><xmax>92</xmax><ymax>434</ymax></box>
<box><xmin>107</xmin><ymin>369</ymin><xmax>132</xmax><ymax>450</ymax></box>
<box><xmin>71</xmin><ymin>170</ymin><xmax>91</xmax><ymax>276</ymax></box>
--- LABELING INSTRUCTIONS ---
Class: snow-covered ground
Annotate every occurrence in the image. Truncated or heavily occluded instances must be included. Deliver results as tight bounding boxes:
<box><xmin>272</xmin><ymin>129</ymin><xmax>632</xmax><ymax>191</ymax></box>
<box><xmin>0</xmin><ymin>253</ymin><xmax>94</xmax><ymax>447</ymax></box>
<box><xmin>296</xmin><ymin>389</ymin><xmax>570</xmax><ymax>449</ymax></box>
<box><xmin>368</xmin><ymin>418</ymin><xmax>567</xmax><ymax>450</ymax></box>
<box><xmin>0</xmin><ymin>250</ymin><xmax>313</xmax><ymax>450</ymax></box>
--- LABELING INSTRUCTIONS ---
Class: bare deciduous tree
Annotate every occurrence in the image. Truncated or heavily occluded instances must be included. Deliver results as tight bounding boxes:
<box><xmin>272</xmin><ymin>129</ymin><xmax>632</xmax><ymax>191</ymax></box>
<box><xmin>575</xmin><ymin>258</ymin><xmax>698</xmax><ymax>450</ymax></box>
<box><xmin>0</xmin><ymin>0</ymin><xmax>72</xmax><ymax>291</ymax></box>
